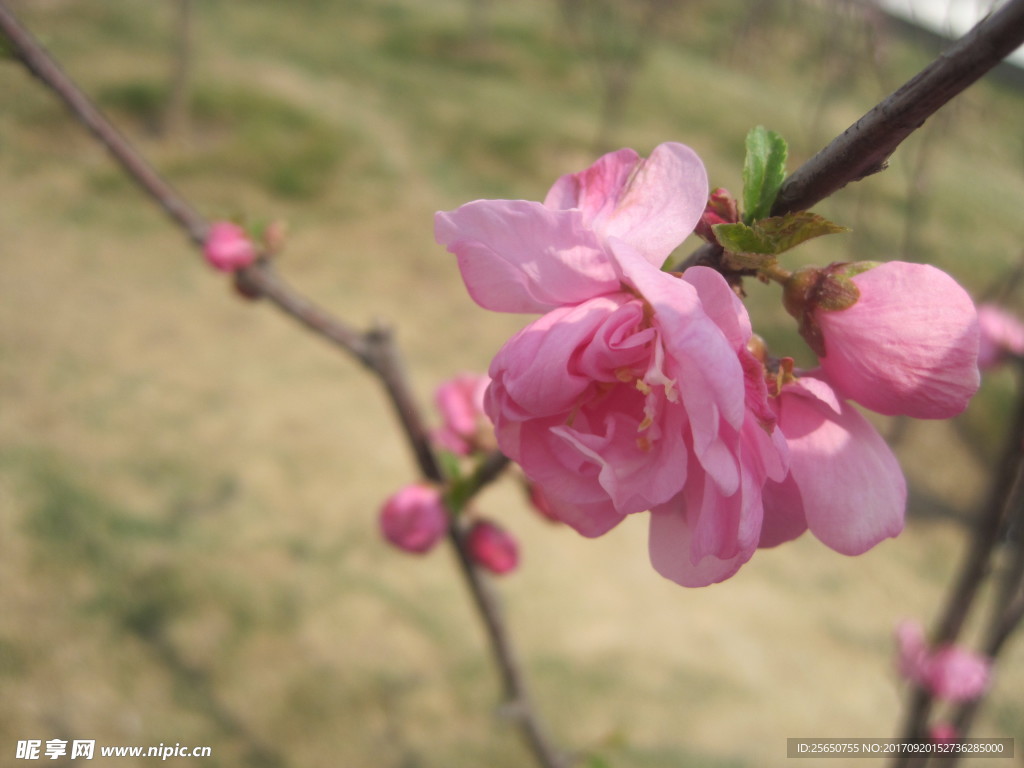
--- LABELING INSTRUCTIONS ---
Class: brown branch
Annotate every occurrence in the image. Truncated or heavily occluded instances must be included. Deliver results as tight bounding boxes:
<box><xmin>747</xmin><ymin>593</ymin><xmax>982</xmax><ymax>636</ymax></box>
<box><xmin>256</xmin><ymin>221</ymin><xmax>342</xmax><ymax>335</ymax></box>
<box><xmin>771</xmin><ymin>0</ymin><xmax>1024</xmax><ymax>216</ymax></box>
<box><xmin>891</xmin><ymin>374</ymin><xmax>1024</xmax><ymax>768</ymax></box>
<box><xmin>675</xmin><ymin>0</ymin><xmax>1024</xmax><ymax>273</ymax></box>
<box><xmin>0</xmin><ymin>5</ymin><xmax>563</xmax><ymax>767</ymax></box>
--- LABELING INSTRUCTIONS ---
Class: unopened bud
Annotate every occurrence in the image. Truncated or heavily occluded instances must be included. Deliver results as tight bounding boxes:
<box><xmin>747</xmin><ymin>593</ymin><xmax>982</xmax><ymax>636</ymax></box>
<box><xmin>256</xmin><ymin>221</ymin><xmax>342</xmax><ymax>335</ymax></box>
<box><xmin>694</xmin><ymin>187</ymin><xmax>739</xmax><ymax>243</ymax></box>
<box><xmin>203</xmin><ymin>221</ymin><xmax>256</xmax><ymax>272</ymax></box>
<box><xmin>466</xmin><ymin>520</ymin><xmax>518</xmax><ymax>574</ymax></box>
<box><xmin>379</xmin><ymin>484</ymin><xmax>448</xmax><ymax>554</ymax></box>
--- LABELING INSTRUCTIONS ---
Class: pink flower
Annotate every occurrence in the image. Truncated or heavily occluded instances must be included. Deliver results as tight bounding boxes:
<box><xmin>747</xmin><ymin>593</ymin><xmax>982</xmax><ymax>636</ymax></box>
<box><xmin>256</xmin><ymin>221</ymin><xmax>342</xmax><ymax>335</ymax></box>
<box><xmin>895</xmin><ymin>620</ymin><xmax>991</xmax><ymax>703</ymax></box>
<box><xmin>432</xmin><ymin>373</ymin><xmax>491</xmax><ymax>455</ymax></box>
<box><xmin>895</xmin><ymin>620</ymin><xmax>931</xmax><ymax>684</ymax></box>
<box><xmin>203</xmin><ymin>221</ymin><xmax>256</xmax><ymax>272</ymax></box>
<box><xmin>379</xmin><ymin>484</ymin><xmax>448</xmax><ymax>554</ymax></box>
<box><xmin>438</xmin><ymin>143</ymin><xmax>793</xmax><ymax>586</ymax></box>
<box><xmin>804</xmin><ymin>261</ymin><xmax>980</xmax><ymax>418</ymax></box>
<box><xmin>926</xmin><ymin>645</ymin><xmax>990</xmax><ymax>702</ymax></box>
<box><xmin>466</xmin><ymin>520</ymin><xmax>519</xmax><ymax>574</ymax></box>
<box><xmin>760</xmin><ymin>373</ymin><xmax>906</xmax><ymax>553</ymax></box>
<box><xmin>976</xmin><ymin>303</ymin><xmax>1024</xmax><ymax>370</ymax></box>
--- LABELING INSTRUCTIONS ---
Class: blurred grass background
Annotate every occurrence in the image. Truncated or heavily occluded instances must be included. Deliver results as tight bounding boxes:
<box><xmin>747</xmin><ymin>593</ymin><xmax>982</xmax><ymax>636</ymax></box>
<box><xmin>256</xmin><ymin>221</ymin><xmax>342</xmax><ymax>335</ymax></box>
<box><xmin>1</xmin><ymin>0</ymin><xmax>1023</xmax><ymax>766</ymax></box>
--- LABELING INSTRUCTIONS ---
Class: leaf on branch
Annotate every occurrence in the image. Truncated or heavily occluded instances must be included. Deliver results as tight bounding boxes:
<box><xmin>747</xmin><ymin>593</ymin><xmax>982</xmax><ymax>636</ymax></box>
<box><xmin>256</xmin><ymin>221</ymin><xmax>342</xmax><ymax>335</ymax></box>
<box><xmin>713</xmin><ymin>212</ymin><xmax>848</xmax><ymax>266</ymax></box>
<box><xmin>753</xmin><ymin>211</ymin><xmax>849</xmax><ymax>253</ymax></box>
<box><xmin>742</xmin><ymin>126</ymin><xmax>788</xmax><ymax>223</ymax></box>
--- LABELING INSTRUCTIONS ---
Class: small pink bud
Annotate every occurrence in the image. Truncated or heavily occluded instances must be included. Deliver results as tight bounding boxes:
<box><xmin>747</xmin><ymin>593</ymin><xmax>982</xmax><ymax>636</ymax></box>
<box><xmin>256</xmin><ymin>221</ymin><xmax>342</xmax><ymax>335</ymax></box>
<box><xmin>203</xmin><ymin>221</ymin><xmax>256</xmax><ymax>272</ymax></box>
<box><xmin>925</xmin><ymin>645</ymin><xmax>990</xmax><ymax>702</ymax></box>
<box><xmin>465</xmin><ymin>520</ymin><xmax>518</xmax><ymax>574</ymax></box>
<box><xmin>977</xmin><ymin>303</ymin><xmax>1024</xmax><ymax>370</ymax></box>
<box><xmin>894</xmin><ymin>619</ymin><xmax>991</xmax><ymax>703</ymax></box>
<box><xmin>379</xmin><ymin>484</ymin><xmax>448</xmax><ymax>554</ymax></box>
<box><xmin>895</xmin><ymin>620</ymin><xmax>930</xmax><ymax>684</ymax></box>
<box><xmin>432</xmin><ymin>373</ymin><xmax>492</xmax><ymax>455</ymax></box>
<box><xmin>694</xmin><ymin>187</ymin><xmax>739</xmax><ymax>243</ymax></box>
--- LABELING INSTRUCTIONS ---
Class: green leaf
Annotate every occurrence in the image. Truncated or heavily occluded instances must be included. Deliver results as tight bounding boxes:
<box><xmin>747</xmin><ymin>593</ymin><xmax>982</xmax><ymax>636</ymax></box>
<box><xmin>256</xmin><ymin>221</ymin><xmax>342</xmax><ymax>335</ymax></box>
<box><xmin>436</xmin><ymin>449</ymin><xmax>463</xmax><ymax>483</ymax></box>
<box><xmin>741</xmin><ymin>126</ymin><xmax>788</xmax><ymax>223</ymax></box>
<box><xmin>751</xmin><ymin>211</ymin><xmax>849</xmax><ymax>254</ymax></box>
<box><xmin>715</xmin><ymin>212</ymin><xmax>847</xmax><ymax>259</ymax></box>
<box><xmin>712</xmin><ymin>222</ymin><xmax>775</xmax><ymax>254</ymax></box>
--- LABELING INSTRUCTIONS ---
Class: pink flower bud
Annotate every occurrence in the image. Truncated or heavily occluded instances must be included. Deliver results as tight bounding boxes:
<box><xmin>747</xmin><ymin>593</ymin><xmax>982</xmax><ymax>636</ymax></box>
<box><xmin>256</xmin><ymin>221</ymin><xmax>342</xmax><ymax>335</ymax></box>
<box><xmin>895</xmin><ymin>620</ymin><xmax>930</xmax><ymax>685</ymax></box>
<box><xmin>379</xmin><ymin>484</ymin><xmax>448</xmax><ymax>554</ymax></box>
<box><xmin>801</xmin><ymin>261</ymin><xmax>980</xmax><ymax>418</ymax></box>
<box><xmin>894</xmin><ymin>620</ymin><xmax>991</xmax><ymax>703</ymax></box>
<box><xmin>925</xmin><ymin>645</ymin><xmax>990</xmax><ymax>702</ymax></box>
<box><xmin>976</xmin><ymin>303</ymin><xmax>1024</xmax><ymax>370</ymax></box>
<box><xmin>432</xmin><ymin>373</ymin><xmax>491</xmax><ymax>455</ymax></box>
<box><xmin>694</xmin><ymin>187</ymin><xmax>739</xmax><ymax>243</ymax></box>
<box><xmin>203</xmin><ymin>221</ymin><xmax>256</xmax><ymax>272</ymax></box>
<box><xmin>465</xmin><ymin>520</ymin><xmax>518</xmax><ymax>574</ymax></box>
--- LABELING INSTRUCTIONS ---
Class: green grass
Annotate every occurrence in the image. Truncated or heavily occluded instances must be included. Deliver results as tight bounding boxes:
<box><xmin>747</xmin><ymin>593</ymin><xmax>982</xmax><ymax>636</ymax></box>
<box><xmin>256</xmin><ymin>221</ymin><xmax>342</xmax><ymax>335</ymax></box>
<box><xmin>2</xmin><ymin>1</ymin><xmax>1024</xmax><ymax>766</ymax></box>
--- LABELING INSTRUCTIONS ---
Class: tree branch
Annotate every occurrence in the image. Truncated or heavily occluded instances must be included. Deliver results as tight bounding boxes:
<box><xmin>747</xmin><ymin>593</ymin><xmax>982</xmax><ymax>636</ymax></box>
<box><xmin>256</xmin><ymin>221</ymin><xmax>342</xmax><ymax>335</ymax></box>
<box><xmin>675</xmin><ymin>0</ymin><xmax>1024</xmax><ymax>272</ymax></box>
<box><xmin>0</xmin><ymin>5</ymin><xmax>563</xmax><ymax>767</ymax></box>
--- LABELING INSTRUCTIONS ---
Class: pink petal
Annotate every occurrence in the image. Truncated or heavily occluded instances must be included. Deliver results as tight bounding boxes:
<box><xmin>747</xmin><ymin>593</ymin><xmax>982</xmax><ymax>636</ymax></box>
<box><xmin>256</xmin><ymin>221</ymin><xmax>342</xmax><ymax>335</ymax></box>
<box><xmin>613</xmin><ymin>244</ymin><xmax>746</xmax><ymax>467</ymax></box>
<box><xmin>435</xmin><ymin>200</ymin><xmax>618</xmax><ymax>313</ymax></box>
<box><xmin>776</xmin><ymin>378</ymin><xmax>906</xmax><ymax>555</ymax></box>
<box><xmin>544</xmin><ymin>143</ymin><xmax>709</xmax><ymax>266</ymax></box>
<box><xmin>648</xmin><ymin>495</ymin><xmax>756</xmax><ymax>587</ymax></box>
<box><xmin>760</xmin><ymin>472</ymin><xmax>808</xmax><ymax>547</ymax></box>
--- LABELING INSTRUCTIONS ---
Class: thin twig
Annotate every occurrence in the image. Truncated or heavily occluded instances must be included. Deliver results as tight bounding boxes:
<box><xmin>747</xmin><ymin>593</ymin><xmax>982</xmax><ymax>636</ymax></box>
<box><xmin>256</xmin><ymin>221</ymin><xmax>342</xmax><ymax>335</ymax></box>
<box><xmin>892</xmin><ymin>374</ymin><xmax>1024</xmax><ymax>768</ymax></box>
<box><xmin>674</xmin><ymin>0</ymin><xmax>1024</xmax><ymax>272</ymax></box>
<box><xmin>0</xmin><ymin>5</ymin><xmax>563</xmax><ymax>767</ymax></box>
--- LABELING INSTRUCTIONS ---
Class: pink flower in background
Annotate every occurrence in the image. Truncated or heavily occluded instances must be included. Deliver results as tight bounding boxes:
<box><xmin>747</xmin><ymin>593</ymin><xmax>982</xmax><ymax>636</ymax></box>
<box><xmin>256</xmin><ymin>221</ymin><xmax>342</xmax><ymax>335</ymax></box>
<box><xmin>466</xmin><ymin>520</ymin><xmax>519</xmax><ymax>574</ymax></box>
<box><xmin>438</xmin><ymin>143</ymin><xmax>795</xmax><ymax>586</ymax></box>
<box><xmin>926</xmin><ymin>645</ymin><xmax>990</xmax><ymax>702</ymax></box>
<box><xmin>930</xmin><ymin>723</ymin><xmax>958</xmax><ymax>745</ymax></box>
<box><xmin>976</xmin><ymin>303</ymin><xmax>1024</xmax><ymax>370</ymax></box>
<box><xmin>203</xmin><ymin>221</ymin><xmax>256</xmax><ymax>272</ymax></box>
<box><xmin>896</xmin><ymin>620</ymin><xmax>931</xmax><ymax>684</ymax></box>
<box><xmin>811</xmin><ymin>261</ymin><xmax>980</xmax><ymax>418</ymax></box>
<box><xmin>759</xmin><ymin>373</ymin><xmax>906</xmax><ymax>553</ymax></box>
<box><xmin>432</xmin><ymin>373</ymin><xmax>492</xmax><ymax>455</ymax></box>
<box><xmin>379</xmin><ymin>484</ymin><xmax>448</xmax><ymax>554</ymax></box>
<box><xmin>895</xmin><ymin>620</ymin><xmax>991</xmax><ymax>703</ymax></box>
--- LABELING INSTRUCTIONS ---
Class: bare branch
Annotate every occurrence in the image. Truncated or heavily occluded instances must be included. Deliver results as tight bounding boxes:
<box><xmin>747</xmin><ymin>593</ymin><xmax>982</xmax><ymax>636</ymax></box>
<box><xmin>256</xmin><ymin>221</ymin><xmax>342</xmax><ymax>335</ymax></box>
<box><xmin>0</xmin><ymin>5</ymin><xmax>566</xmax><ymax>766</ymax></box>
<box><xmin>771</xmin><ymin>0</ymin><xmax>1024</xmax><ymax>216</ymax></box>
<box><xmin>675</xmin><ymin>0</ymin><xmax>1024</xmax><ymax>273</ymax></box>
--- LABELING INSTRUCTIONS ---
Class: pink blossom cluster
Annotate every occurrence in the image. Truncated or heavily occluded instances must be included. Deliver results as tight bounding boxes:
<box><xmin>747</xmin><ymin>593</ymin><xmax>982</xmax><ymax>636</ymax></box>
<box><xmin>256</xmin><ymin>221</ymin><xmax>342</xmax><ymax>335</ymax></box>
<box><xmin>379</xmin><ymin>373</ymin><xmax>520</xmax><ymax>574</ymax></box>
<box><xmin>896</xmin><ymin>620</ymin><xmax>990</xmax><ymax>702</ymax></box>
<box><xmin>378</xmin><ymin>482</ymin><xmax>519</xmax><ymax>574</ymax></box>
<box><xmin>436</xmin><ymin>142</ymin><xmax>980</xmax><ymax>587</ymax></box>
